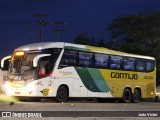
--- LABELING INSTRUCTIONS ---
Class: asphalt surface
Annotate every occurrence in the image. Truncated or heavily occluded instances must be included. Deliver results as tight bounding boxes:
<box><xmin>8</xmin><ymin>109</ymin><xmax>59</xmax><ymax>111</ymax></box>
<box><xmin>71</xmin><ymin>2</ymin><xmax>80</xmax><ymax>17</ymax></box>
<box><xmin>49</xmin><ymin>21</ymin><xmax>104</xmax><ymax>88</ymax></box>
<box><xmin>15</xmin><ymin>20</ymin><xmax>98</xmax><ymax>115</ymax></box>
<box><xmin>0</xmin><ymin>99</ymin><xmax>160</xmax><ymax>120</ymax></box>
<box><xmin>0</xmin><ymin>69</ymin><xmax>160</xmax><ymax>120</ymax></box>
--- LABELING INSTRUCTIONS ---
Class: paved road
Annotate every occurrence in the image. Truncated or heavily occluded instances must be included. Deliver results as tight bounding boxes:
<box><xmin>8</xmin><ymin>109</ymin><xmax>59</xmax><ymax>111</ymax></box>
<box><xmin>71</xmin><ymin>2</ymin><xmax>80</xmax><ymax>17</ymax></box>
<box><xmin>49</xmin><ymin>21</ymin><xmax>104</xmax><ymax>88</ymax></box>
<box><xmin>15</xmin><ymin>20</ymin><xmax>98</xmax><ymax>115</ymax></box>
<box><xmin>0</xmin><ymin>99</ymin><xmax>160</xmax><ymax>111</ymax></box>
<box><xmin>0</xmin><ymin>99</ymin><xmax>160</xmax><ymax>120</ymax></box>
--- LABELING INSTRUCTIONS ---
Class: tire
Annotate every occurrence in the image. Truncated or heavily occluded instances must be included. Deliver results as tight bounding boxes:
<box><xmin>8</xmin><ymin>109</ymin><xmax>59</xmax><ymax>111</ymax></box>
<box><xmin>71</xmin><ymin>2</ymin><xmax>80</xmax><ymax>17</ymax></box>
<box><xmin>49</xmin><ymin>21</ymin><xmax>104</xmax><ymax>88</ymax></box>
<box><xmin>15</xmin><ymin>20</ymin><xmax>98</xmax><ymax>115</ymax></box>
<box><xmin>56</xmin><ymin>86</ymin><xmax>68</xmax><ymax>102</ymax></box>
<box><xmin>132</xmin><ymin>89</ymin><xmax>141</xmax><ymax>103</ymax></box>
<box><xmin>122</xmin><ymin>88</ymin><xmax>132</xmax><ymax>103</ymax></box>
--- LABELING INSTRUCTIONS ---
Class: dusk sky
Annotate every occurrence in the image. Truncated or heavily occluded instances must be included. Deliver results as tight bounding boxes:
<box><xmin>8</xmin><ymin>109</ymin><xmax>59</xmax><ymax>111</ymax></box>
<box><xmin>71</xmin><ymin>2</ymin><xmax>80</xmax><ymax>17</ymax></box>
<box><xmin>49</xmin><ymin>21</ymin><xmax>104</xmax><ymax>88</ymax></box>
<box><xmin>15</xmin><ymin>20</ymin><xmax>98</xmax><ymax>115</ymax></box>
<box><xmin>0</xmin><ymin>0</ymin><xmax>160</xmax><ymax>59</ymax></box>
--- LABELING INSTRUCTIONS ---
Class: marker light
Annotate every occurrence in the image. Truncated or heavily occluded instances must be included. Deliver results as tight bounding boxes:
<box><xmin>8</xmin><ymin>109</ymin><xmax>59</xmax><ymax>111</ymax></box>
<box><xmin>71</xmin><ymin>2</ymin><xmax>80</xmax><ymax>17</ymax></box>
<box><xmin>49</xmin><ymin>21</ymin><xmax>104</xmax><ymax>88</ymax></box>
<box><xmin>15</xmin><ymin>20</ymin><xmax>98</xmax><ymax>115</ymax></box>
<box><xmin>15</xmin><ymin>51</ymin><xmax>24</xmax><ymax>56</ymax></box>
<box><xmin>23</xmin><ymin>48</ymin><xmax>29</xmax><ymax>51</ymax></box>
<box><xmin>150</xmin><ymin>91</ymin><xmax>154</xmax><ymax>95</ymax></box>
<box><xmin>49</xmin><ymin>88</ymin><xmax>52</xmax><ymax>93</ymax></box>
<box><xmin>38</xmin><ymin>47</ymin><xmax>42</xmax><ymax>50</ymax></box>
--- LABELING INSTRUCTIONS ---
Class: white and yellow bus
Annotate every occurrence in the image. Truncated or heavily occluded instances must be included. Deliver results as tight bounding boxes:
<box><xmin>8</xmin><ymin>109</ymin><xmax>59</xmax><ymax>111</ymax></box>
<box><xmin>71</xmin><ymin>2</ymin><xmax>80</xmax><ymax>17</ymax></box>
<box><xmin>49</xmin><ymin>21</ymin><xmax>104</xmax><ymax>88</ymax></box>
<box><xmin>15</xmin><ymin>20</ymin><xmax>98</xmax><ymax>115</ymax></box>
<box><xmin>1</xmin><ymin>42</ymin><xmax>156</xmax><ymax>103</ymax></box>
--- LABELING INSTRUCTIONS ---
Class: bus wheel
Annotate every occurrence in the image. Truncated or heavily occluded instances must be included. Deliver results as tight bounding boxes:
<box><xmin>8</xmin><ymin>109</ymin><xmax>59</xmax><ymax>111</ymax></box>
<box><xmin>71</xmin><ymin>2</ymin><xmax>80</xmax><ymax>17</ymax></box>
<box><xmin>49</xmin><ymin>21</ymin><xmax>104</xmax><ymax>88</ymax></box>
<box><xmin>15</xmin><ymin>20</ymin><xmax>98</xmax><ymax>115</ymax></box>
<box><xmin>123</xmin><ymin>88</ymin><xmax>131</xmax><ymax>103</ymax></box>
<box><xmin>132</xmin><ymin>89</ymin><xmax>141</xmax><ymax>103</ymax></box>
<box><xmin>56</xmin><ymin>86</ymin><xmax>68</xmax><ymax>102</ymax></box>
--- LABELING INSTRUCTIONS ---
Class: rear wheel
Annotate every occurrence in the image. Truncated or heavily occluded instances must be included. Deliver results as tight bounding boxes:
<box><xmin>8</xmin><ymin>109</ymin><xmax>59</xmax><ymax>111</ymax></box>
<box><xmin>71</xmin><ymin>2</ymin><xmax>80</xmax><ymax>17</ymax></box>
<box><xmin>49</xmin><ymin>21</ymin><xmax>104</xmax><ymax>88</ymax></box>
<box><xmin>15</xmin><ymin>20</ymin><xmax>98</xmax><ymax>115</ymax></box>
<box><xmin>122</xmin><ymin>88</ymin><xmax>132</xmax><ymax>103</ymax></box>
<box><xmin>132</xmin><ymin>89</ymin><xmax>141</xmax><ymax>103</ymax></box>
<box><xmin>56</xmin><ymin>86</ymin><xmax>68</xmax><ymax>102</ymax></box>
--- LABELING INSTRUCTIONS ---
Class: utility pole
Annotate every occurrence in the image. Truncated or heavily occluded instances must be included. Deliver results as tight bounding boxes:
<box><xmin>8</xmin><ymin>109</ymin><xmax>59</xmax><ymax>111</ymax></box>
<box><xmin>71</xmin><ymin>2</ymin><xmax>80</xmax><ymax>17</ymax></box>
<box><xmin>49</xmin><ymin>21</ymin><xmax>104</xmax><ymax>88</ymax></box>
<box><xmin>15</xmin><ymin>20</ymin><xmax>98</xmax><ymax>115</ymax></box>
<box><xmin>33</xmin><ymin>13</ymin><xmax>49</xmax><ymax>42</ymax></box>
<box><xmin>51</xmin><ymin>22</ymin><xmax>66</xmax><ymax>42</ymax></box>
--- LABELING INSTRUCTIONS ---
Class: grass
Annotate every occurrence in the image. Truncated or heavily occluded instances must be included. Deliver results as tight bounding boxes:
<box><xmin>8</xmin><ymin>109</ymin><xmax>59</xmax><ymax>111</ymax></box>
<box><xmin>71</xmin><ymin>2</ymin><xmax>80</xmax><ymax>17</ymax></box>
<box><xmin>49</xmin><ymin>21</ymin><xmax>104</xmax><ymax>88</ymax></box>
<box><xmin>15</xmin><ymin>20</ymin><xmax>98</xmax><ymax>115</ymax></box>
<box><xmin>0</xmin><ymin>94</ymin><xmax>19</xmax><ymax>103</ymax></box>
<box><xmin>0</xmin><ymin>87</ymin><xmax>18</xmax><ymax>103</ymax></box>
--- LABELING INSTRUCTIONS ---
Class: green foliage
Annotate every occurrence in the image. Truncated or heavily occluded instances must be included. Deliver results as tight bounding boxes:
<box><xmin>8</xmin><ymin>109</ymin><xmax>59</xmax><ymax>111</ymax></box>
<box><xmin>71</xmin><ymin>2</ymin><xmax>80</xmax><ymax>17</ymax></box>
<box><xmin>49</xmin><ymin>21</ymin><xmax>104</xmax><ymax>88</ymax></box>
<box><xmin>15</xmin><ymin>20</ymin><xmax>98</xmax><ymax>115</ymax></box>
<box><xmin>0</xmin><ymin>94</ymin><xmax>19</xmax><ymax>103</ymax></box>
<box><xmin>108</xmin><ymin>12</ymin><xmax>160</xmax><ymax>54</ymax></box>
<box><xmin>73</xmin><ymin>33</ymin><xmax>107</xmax><ymax>47</ymax></box>
<box><xmin>108</xmin><ymin>11</ymin><xmax>160</xmax><ymax>86</ymax></box>
<box><xmin>73</xmin><ymin>33</ymin><xmax>95</xmax><ymax>46</ymax></box>
<box><xmin>73</xmin><ymin>11</ymin><xmax>160</xmax><ymax>85</ymax></box>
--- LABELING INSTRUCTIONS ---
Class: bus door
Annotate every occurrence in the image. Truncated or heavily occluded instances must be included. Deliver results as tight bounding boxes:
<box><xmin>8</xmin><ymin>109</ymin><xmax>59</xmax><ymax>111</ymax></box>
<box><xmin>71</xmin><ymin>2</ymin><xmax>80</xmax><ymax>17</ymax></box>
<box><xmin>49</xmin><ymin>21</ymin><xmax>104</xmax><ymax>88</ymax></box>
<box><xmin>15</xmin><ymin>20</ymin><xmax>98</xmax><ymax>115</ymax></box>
<box><xmin>33</xmin><ymin>54</ymin><xmax>54</xmax><ymax>97</ymax></box>
<box><xmin>58</xmin><ymin>49</ymin><xmax>87</xmax><ymax>97</ymax></box>
<box><xmin>57</xmin><ymin>67</ymin><xmax>88</xmax><ymax>97</ymax></box>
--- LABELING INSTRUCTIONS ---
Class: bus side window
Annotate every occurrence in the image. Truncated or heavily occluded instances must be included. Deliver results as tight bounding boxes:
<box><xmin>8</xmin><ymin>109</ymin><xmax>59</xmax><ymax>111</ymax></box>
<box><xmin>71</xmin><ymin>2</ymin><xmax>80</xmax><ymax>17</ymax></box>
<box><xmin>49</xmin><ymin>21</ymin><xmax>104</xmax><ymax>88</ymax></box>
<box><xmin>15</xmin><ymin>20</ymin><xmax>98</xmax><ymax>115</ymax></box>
<box><xmin>136</xmin><ymin>59</ymin><xmax>145</xmax><ymax>72</ymax></box>
<box><xmin>59</xmin><ymin>50</ymin><xmax>77</xmax><ymax>68</ymax></box>
<box><xmin>123</xmin><ymin>57</ymin><xmax>135</xmax><ymax>71</ymax></box>
<box><xmin>146</xmin><ymin>60</ymin><xmax>155</xmax><ymax>72</ymax></box>
<box><xmin>95</xmin><ymin>53</ymin><xmax>109</xmax><ymax>68</ymax></box>
<box><xmin>110</xmin><ymin>56</ymin><xmax>122</xmax><ymax>69</ymax></box>
<box><xmin>39</xmin><ymin>61</ymin><xmax>49</xmax><ymax>75</ymax></box>
<box><xmin>38</xmin><ymin>57</ymin><xmax>51</xmax><ymax>78</ymax></box>
<box><xmin>79</xmin><ymin>52</ymin><xmax>94</xmax><ymax>67</ymax></box>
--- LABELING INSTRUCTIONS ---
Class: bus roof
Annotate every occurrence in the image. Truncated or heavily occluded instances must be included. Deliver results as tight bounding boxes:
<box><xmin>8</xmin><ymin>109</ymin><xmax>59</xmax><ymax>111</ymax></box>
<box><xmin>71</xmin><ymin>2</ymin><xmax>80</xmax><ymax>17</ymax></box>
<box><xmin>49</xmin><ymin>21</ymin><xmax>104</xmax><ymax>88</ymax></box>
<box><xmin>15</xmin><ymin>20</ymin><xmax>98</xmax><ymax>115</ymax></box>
<box><xmin>16</xmin><ymin>42</ymin><xmax>65</xmax><ymax>50</ymax></box>
<box><xmin>15</xmin><ymin>42</ymin><xmax>155</xmax><ymax>60</ymax></box>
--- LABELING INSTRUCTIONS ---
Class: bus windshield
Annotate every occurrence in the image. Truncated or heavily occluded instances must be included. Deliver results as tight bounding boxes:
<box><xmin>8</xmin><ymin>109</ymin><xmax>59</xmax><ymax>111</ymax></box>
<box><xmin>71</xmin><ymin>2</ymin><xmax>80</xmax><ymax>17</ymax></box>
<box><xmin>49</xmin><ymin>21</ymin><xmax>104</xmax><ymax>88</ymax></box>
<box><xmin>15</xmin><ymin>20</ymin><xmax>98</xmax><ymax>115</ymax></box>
<box><xmin>8</xmin><ymin>51</ymin><xmax>41</xmax><ymax>81</ymax></box>
<box><xmin>8</xmin><ymin>48</ymin><xmax>62</xmax><ymax>81</ymax></box>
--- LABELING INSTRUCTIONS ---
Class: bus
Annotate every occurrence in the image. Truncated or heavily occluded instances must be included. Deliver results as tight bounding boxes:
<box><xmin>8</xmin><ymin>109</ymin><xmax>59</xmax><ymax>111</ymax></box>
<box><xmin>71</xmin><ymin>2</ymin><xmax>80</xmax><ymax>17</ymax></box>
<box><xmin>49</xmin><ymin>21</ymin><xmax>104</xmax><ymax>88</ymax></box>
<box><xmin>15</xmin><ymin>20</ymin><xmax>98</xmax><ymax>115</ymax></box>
<box><xmin>1</xmin><ymin>42</ymin><xmax>156</xmax><ymax>103</ymax></box>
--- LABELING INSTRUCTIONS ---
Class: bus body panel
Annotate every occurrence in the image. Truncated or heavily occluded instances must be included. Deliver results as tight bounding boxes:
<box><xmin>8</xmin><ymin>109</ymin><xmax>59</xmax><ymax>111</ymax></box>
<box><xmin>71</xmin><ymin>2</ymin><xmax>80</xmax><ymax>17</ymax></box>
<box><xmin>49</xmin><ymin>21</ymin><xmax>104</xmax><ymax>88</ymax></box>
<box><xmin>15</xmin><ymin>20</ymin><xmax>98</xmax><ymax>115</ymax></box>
<box><xmin>5</xmin><ymin>80</ymin><xmax>38</xmax><ymax>96</ymax></box>
<box><xmin>3</xmin><ymin>42</ymin><xmax>156</xmax><ymax>100</ymax></box>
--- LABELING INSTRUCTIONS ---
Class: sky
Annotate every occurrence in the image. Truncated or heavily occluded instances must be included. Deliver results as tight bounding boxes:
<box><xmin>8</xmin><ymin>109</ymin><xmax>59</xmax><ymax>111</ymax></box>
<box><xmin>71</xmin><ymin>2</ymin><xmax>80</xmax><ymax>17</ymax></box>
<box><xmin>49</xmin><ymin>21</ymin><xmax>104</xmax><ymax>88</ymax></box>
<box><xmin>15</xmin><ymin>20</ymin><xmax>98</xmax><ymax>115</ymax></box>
<box><xmin>0</xmin><ymin>0</ymin><xmax>160</xmax><ymax>59</ymax></box>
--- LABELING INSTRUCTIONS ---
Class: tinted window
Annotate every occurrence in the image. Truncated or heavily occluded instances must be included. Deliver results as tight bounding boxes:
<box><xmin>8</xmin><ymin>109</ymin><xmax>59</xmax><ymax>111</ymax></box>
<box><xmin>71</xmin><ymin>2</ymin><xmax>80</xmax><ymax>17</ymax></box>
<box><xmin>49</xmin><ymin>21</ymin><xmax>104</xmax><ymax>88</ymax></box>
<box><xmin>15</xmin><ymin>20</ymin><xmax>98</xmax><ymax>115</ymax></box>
<box><xmin>146</xmin><ymin>60</ymin><xmax>155</xmax><ymax>72</ymax></box>
<box><xmin>95</xmin><ymin>53</ymin><xmax>109</xmax><ymax>68</ymax></box>
<box><xmin>123</xmin><ymin>57</ymin><xmax>135</xmax><ymax>71</ymax></box>
<box><xmin>59</xmin><ymin>50</ymin><xmax>77</xmax><ymax>67</ymax></box>
<box><xmin>37</xmin><ymin>56</ymin><xmax>51</xmax><ymax>79</ymax></box>
<box><xmin>136</xmin><ymin>59</ymin><xmax>146</xmax><ymax>72</ymax></box>
<box><xmin>110</xmin><ymin>56</ymin><xmax>122</xmax><ymax>69</ymax></box>
<box><xmin>44</xmin><ymin>48</ymin><xmax>62</xmax><ymax>70</ymax></box>
<box><xmin>79</xmin><ymin>52</ymin><xmax>94</xmax><ymax>67</ymax></box>
<box><xmin>58</xmin><ymin>49</ymin><xmax>155</xmax><ymax>72</ymax></box>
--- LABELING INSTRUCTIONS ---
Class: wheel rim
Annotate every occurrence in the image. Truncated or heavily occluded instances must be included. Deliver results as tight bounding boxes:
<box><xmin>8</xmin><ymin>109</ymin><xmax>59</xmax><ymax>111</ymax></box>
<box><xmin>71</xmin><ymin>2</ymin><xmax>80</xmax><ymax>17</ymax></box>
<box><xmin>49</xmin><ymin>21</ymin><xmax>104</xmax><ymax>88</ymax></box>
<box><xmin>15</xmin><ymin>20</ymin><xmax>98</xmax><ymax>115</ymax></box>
<box><xmin>133</xmin><ymin>90</ymin><xmax>140</xmax><ymax>102</ymax></box>
<box><xmin>125</xmin><ymin>91</ymin><xmax>131</xmax><ymax>101</ymax></box>
<box><xmin>134</xmin><ymin>92</ymin><xmax>139</xmax><ymax>100</ymax></box>
<box><xmin>123</xmin><ymin>89</ymin><xmax>131</xmax><ymax>103</ymax></box>
<box><xmin>59</xmin><ymin>90</ymin><xmax>66</xmax><ymax>100</ymax></box>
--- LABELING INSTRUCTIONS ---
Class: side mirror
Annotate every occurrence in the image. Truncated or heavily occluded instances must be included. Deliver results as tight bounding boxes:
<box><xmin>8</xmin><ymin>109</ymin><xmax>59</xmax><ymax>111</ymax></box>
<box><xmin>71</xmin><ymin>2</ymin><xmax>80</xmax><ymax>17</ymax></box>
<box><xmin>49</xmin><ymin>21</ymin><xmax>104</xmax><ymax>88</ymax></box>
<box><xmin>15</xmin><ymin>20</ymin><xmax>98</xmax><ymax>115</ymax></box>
<box><xmin>33</xmin><ymin>54</ymin><xmax>51</xmax><ymax>67</ymax></box>
<box><xmin>1</xmin><ymin>55</ymin><xmax>11</xmax><ymax>70</ymax></box>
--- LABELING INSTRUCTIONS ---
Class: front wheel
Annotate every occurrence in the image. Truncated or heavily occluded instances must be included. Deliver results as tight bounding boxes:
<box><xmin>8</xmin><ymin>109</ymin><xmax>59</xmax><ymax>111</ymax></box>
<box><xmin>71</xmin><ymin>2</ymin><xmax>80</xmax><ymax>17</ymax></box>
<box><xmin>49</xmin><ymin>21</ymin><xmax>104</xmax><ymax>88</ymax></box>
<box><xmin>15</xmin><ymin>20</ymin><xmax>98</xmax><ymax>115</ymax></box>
<box><xmin>122</xmin><ymin>88</ymin><xmax>132</xmax><ymax>103</ymax></box>
<box><xmin>56</xmin><ymin>86</ymin><xmax>68</xmax><ymax>102</ymax></box>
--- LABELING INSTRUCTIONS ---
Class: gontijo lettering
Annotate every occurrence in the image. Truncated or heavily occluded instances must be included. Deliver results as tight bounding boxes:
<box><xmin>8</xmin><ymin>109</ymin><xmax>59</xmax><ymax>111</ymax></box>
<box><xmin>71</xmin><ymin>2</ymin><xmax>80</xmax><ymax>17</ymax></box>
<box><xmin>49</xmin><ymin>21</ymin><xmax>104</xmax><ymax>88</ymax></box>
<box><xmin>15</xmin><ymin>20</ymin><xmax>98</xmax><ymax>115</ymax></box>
<box><xmin>111</xmin><ymin>72</ymin><xmax>138</xmax><ymax>80</ymax></box>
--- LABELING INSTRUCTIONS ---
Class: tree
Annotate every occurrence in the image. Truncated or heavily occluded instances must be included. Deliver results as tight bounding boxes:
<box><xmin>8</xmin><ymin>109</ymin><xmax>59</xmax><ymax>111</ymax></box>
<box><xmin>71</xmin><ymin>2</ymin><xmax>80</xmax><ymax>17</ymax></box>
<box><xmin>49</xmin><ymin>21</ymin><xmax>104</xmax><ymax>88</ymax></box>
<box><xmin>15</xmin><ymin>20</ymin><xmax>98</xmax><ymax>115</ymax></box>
<box><xmin>74</xmin><ymin>33</ymin><xmax>106</xmax><ymax>46</ymax></box>
<box><xmin>96</xmin><ymin>38</ymin><xmax>106</xmax><ymax>47</ymax></box>
<box><xmin>108</xmin><ymin>12</ymin><xmax>160</xmax><ymax>54</ymax></box>
<box><xmin>108</xmin><ymin>11</ymin><xmax>160</xmax><ymax>86</ymax></box>
<box><xmin>73</xmin><ymin>33</ymin><xmax>95</xmax><ymax>45</ymax></box>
